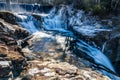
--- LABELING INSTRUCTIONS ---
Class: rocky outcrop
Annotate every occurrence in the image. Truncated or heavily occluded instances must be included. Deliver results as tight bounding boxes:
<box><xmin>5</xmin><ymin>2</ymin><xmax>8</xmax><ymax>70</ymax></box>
<box><xmin>0</xmin><ymin>12</ymin><xmax>30</xmax><ymax>78</ymax></box>
<box><xmin>20</xmin><ymin>58</ymin><xmax>110</xmax><ymax>80</ymax></box>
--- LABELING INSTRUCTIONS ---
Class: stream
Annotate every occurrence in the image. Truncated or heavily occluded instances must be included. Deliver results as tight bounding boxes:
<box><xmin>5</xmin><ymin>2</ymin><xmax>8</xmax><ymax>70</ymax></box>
<box><xmin>13</xmin><ymin>5</ymin><xmax>120</xmax><ymax>80</ymax></box>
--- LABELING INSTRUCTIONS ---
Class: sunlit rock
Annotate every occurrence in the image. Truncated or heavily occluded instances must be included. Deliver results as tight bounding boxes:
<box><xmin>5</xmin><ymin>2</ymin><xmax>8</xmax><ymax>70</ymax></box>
<box><xmin>22</xmin><ymin>59</ymin><xmax>111</xmax><ymax>80</ymax></box>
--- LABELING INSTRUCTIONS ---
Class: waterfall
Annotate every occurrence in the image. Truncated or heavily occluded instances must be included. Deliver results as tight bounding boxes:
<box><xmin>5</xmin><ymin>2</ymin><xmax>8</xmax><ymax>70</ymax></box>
<box><xmin>76</xmin><ymin>40</ymin><xmax>115</xmax><ymax>72</ymax></box>
<box><xmin>42</xmin><ymin>6</ymin><xmax>68</xmax><ymax>32</ymax></box>
<box><xmin>0</xmin><ymin>2</ymin><xmax>6</xmax><ymax>11</ymax></box>
<box><xmin>42</xmin><ymin>5</ymin><xmax>120</xmax><ymax>79</ymax></box>
<box><xmin>76</xmin><ymin>40</ymin><xmax>120</xmax><ymax>80</ymax></box>
<box><xmin>15</xmin><ymin>13</ymin><xmax>40</xmax><ymax>33</ymax></box>
<box><xmin>13</xmin><ymin>5</ymin><xmax>120</xmax><ymax>79</ymax></box>
<box><xmin>0</xmin><ymin>2</ymin><xmax>52</xmax><ymax>13</ymax></box>
<box><xmin>42</xmin><ymin>6</ymin><xmax>74</xmax><ymax>37</ymax></box>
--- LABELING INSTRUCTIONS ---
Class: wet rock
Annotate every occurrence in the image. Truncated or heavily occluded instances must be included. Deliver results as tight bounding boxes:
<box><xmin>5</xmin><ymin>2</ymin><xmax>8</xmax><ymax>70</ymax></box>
<box><xmin>0</xmin><ymin>53</ymin><xmax>7</xmax><ymax>57</ymax></box>
<box><xmin>103</xmin><ymin>38</ymin><xmax>120</xmax><ymax>75</ymax></box>
<box><xmin>0</xmin><ymin>11</ymin><xmax>16</xmax><ymax>24</ymax></box>
<box><xmin>14</xmin><ymin>29</ymin><xmax>30</xmax><ymax>40</ymax></box>
<box><xmin>31</xmin><ymin>14</ymin><xmax>42</xmax><ymax>22</ymax></box>
<box><xmin>12</xmin><ymin>58</ymin><xmax>27</xmax><ymax>77</ymax></box>
<box><xmin>0</xmin><ymin>61</ymin><xmax>11</xmax><ymax>78</ymax></box>
<box><xmin>20</xmin><ymin>31</ymin><xmax>112</xmax><ymax>79</ymax></box>
<box><xmin>0</xmin><ymin>47</ymin><xmax>7</xmax><ymax>57</ymax></box>
<box><xmin>0</xmin><ymin>12</ymin><xmax>30</xmax><ymax>47</ymax></box>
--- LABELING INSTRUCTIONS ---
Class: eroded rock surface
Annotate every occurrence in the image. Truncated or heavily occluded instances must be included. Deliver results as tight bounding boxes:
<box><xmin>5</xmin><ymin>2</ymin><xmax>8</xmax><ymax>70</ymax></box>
<box><xmin>0</xmin><ymin>11</ymin><xmax>29</xmax><ymax>79</ymax></box>
<box><xmin>20</xmin><ymin>59</ymin><xmax>110</xmax><ymax>80</ymax></box>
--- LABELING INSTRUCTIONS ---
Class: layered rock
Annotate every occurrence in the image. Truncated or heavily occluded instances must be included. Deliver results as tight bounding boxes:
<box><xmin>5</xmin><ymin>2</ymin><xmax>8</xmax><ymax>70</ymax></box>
<box><xmin>19</xmin><ymin>58</ymin><xmax>110</xmax><ymax>80</ymax></box>
<box><xmin>0</xmin><ymin>11</ymin><xmax>29</xmax><ymax>78</ymax></box>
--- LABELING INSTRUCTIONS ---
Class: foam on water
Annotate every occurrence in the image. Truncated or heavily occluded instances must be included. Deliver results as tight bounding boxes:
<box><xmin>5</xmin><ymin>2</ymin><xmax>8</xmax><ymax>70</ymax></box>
<box><xmin>15</xmin><ymin>14</ymin><xmax>40</xmax><ymax>33</ymax></box>
<box><xmin>73</xmin><ymin>26</ymin><xmax>111</xmax><ymax>36</ymax></box>
<box><xmin>42</xmin><ymin>6</ymin><xmax>68</xmax><ymax>33</ymax></box>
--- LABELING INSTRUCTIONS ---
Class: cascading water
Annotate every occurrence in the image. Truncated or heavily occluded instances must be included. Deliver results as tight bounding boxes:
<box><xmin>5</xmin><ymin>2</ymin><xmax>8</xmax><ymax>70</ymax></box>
<box><xmin>14</xmin><ymin>5</ymin><xmax>120</xmax><ymax>80</ymax></box>
<box><xmin>43</xmin><ymin>5</ymin><xmax>111</xmax><ymax>37</ymax></box>
<box><xmin>42</xmin><ymin>5</ymin><xmax>120</xmax><ymax>79</ymax></box>
<box><xmin>42</xmin><ymin>5</ymin><xmax>74</xmax><ymax>36</ymax></box>
<box><xmin>76</xmin><ymin>40</ymin><xmax>115</xmax><ymax>72</ymax></box>
<box><xmin>67</xmin><ymin>9</ymin><xmax>112</xmax><ymax>37</ymax></box>
<box><xmin>43</xmin><ymin>6</ymin><xmax>67</xmax><ymax>30</ymax></box>
<box><xmin>102</xmin><ymin>41</ymin><xmax>107</xmax><ymax>53</ymax></box>
<box><xmin>76</xmin><ymin>40</ymin><xmax>120</xmax><ymax>80</ymax></box>
<box><xmin>15</xmin><ymin>13</ymin><xmax>40</xmax><ymax>33</ymax></box>
<box><xmin>0</xmin><ymin>1</ymin><xmax>53</xmax><ymax>13</ymax></box>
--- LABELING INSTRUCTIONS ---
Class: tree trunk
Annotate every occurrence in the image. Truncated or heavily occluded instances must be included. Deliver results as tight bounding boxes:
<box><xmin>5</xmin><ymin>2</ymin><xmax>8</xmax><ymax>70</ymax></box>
<box><xmin>6</xmin><ymin>0</ymin><xmax>11</xmax><ymax>11</ymax></box>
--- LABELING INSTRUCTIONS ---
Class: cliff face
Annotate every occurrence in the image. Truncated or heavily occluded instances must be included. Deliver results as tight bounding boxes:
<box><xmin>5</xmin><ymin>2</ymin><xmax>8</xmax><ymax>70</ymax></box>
<box><xmin>0</xmin><ymin>11</ymin><xmax>111</xmax><ymax>80</ymax></box>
